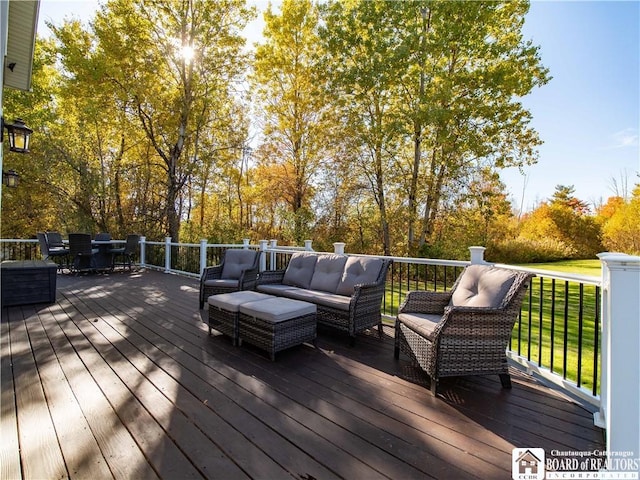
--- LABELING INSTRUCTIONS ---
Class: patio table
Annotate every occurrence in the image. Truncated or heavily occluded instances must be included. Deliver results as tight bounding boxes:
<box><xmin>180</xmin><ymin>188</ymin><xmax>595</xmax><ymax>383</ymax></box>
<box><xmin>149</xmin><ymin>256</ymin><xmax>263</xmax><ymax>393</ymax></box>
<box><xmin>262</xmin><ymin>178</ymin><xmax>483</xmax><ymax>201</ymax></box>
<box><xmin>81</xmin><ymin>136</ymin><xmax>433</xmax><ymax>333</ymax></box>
<box><xmin>92</xmin><ymin>240</ymin><xmax>125</xmax><ymax>270</ymax></box>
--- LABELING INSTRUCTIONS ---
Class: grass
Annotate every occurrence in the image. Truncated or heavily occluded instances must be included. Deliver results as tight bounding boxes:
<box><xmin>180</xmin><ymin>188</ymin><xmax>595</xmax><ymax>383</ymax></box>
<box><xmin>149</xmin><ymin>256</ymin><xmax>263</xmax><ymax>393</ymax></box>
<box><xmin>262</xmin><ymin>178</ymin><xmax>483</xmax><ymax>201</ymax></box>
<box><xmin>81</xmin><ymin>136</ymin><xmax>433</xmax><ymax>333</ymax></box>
<box><xmin>513</xmin><ymin>259</ymin><xmax>601</xmax><ymax>395</ymax></box>
<box><xmin>516</xmin><ymin>259</ymin><xmax>601</xmax><ymax>277</ymax></box>
<box><xmin>514</xmin><ymin>277</ymin><xmax>600</xmax><ymax>394</ymax></box>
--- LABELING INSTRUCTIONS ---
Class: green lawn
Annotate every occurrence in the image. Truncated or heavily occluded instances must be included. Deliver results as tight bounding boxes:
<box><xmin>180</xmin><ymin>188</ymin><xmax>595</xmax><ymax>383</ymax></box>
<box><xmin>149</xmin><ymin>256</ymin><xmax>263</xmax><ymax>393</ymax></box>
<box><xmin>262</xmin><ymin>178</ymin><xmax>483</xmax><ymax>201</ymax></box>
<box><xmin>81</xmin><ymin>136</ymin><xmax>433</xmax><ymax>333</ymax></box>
<box><xmin>511</xmin><ymin>259</ymin><xmax>601</xmax><ymax>395</ymax></box>
<box><xmin>517</xmin><ymin>259</ymin><xmax>601</xmax><ymax>277</ymax></box>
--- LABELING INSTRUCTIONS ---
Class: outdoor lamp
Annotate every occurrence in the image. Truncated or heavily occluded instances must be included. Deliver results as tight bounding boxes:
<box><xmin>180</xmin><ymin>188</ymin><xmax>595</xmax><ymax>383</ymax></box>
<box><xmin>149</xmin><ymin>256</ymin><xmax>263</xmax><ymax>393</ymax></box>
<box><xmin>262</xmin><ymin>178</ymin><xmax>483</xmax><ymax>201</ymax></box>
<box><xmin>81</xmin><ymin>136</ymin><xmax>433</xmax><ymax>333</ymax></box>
<box><xmin>1</xmin><ymin>117</ymin><xmax>33</xmax><ymax>154</ymax></box>
<box><xmin>2</xmin><ymin>170</ymin><xmax>20</xmax><ymax>188</ymax></box>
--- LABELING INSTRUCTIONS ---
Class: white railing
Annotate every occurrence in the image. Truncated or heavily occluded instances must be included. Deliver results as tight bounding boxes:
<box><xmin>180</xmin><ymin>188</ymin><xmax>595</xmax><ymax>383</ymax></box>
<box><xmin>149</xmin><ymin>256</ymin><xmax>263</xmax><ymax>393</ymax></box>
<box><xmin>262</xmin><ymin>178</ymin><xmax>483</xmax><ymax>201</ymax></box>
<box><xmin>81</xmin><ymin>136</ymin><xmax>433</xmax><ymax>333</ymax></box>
<box><xmin>2</xmin><ymin>236</ymin><xmax>638</xmax><ymax>454</ymax></box>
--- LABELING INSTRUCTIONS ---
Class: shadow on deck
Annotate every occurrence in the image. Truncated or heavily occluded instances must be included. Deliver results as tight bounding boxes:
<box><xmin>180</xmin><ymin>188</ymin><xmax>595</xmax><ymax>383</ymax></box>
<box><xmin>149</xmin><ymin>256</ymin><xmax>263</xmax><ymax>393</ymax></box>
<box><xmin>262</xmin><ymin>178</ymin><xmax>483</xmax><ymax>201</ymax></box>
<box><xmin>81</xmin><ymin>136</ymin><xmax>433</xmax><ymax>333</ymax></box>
<box><xmin>1</xmin><ymin>269</ymin><xmax>604</xmax><ymax>479</ymax></box>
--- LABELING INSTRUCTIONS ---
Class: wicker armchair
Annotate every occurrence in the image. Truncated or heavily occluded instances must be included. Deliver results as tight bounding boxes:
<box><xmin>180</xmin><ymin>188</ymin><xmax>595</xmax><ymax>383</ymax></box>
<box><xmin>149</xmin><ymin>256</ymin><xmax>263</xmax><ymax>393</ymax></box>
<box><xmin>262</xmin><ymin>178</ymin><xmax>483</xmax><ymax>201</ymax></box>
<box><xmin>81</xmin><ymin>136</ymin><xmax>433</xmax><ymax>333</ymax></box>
<box><xmin>394</xmin><ymin>265</ymin><xmax>534</xmax><ymax>395</ymax></box>
<box><xmin>199</xmin><ymin>249</ymin><xmax>261</xmax><ymax>309</ymax></box>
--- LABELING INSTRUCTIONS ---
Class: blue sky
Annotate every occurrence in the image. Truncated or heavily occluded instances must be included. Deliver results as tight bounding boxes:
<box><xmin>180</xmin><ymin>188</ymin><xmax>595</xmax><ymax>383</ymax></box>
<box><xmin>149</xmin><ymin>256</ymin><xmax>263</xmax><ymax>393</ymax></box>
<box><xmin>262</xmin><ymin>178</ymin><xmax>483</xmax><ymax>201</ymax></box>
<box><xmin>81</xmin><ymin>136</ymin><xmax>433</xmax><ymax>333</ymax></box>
<box><xmin>507</xmin><ymin>0</ymin><xmax>640</xmax><ymax>212</ymax></box>
<box><xmin>38</xmin><ymin>1</ymin><xmax>640</xmax><ymax>212</ymax></box>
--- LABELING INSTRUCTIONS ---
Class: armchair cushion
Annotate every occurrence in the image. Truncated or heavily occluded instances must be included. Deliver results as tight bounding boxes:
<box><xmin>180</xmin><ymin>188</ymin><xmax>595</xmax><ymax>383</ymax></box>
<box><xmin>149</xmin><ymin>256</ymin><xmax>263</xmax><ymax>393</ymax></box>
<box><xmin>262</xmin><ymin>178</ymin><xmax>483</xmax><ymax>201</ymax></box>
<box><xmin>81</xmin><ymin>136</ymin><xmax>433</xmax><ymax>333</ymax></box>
<box><xmin>204</xmin><ymin>279</ymin><xmax>239</xmax><ymax>289</ymax></box>
<box><xmin>309</xmin><ymin>254</ymin><xmax>348</xmax><ymax>293</ymax></box>
<box><xmin>221</xmin><ymin>249</ymin><xmax>258</xmax><ymax>280</ymax></box>
<box><xmin>282</xmin><ymin>252</ymin><xmax>318</xmax><ymax>289</ymax></box>
<box><xmin>449</xmin><ymin>265</ymin><xmax>516</xmax><ymax>309</ymax></box>
<box><xmin>336</xmin><ymin>256</ymin><xmax>384</xmax><ymax>296</ymax></box>
<box><xmin>396</xmin><ymin>312</ymin><xmax>441</xmax><ymax>341</ymax></box>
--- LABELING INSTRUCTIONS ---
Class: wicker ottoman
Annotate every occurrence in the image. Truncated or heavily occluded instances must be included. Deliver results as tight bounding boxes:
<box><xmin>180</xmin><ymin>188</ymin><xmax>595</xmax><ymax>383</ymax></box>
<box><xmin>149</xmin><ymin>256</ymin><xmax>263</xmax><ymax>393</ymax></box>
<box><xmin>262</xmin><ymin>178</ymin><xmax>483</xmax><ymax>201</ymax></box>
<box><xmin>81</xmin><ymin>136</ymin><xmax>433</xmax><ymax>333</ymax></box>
<box><xmin>238</xmin><ymin>297</ymin><xmax>317</xmax><ymax>361</ymax></box>
<box><xmin>207</xmin><ymin>291</ymin><xmax>273</xmax><ymax>345</ymax></box>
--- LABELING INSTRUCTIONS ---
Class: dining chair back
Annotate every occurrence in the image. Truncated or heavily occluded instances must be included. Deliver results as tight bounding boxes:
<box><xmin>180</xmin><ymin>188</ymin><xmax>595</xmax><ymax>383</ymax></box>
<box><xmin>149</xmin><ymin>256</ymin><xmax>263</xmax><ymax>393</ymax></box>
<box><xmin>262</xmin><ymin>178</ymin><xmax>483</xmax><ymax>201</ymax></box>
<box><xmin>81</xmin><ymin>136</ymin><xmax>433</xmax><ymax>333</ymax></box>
<box><xmin>37</xmin><ymin>232</ymin><xmax>50</xmax><ymax>258</ymax></box>
<box><xmin>46</xmin><ymin>231</ymin><xmax>65</xmax><ymax>248</ymax></box>
<box><xmin>110</xmin><ymin>234</ymin><xmax>140</xmax><ymax>271</ymax></box>
<box><xmin>95</xmin><ymin>232</ymin><xmax>112</xmax><ymax>241</ymax></box>
<box><xmin>68</xmin><ymin>233</ymin><xmax>99</xmax><ymax>273</ymax></box>
<box><xmin>39</xmin><ymin>231</ymin><xmax>70</xmax><ymax>270</ymax></box>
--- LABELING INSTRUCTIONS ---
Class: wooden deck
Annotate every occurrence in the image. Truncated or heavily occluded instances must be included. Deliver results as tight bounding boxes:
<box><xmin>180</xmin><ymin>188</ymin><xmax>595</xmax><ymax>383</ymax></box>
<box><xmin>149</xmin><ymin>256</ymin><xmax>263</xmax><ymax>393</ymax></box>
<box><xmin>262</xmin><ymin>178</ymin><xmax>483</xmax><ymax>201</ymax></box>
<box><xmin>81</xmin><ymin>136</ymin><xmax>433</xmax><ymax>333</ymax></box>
<box><xmin>1</xmin><ymin>269</ymin><xmax>604</xmax><ymax>480</ymax></box>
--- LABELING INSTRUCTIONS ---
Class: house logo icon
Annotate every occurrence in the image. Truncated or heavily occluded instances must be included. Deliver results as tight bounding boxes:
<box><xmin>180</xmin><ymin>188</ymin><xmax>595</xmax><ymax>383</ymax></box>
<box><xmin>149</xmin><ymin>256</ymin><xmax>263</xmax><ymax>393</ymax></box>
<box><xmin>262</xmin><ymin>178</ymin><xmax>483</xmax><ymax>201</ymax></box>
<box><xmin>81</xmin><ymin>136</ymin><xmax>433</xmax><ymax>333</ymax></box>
<box><xmin>512</xmin><ymin>448</ymin><xmax>545</xmax><ymax>480</ymax></box>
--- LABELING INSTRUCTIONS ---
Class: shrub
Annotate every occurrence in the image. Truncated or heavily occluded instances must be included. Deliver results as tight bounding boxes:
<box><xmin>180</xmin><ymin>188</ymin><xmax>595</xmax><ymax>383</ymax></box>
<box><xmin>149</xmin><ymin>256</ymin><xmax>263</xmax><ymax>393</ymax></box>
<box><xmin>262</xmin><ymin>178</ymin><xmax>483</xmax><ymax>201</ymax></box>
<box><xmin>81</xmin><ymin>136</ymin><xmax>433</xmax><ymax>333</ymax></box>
<box><xmin>487</xmin><ymin>237</ymin><xmax>576</xmax><ymax>264</ymax></box>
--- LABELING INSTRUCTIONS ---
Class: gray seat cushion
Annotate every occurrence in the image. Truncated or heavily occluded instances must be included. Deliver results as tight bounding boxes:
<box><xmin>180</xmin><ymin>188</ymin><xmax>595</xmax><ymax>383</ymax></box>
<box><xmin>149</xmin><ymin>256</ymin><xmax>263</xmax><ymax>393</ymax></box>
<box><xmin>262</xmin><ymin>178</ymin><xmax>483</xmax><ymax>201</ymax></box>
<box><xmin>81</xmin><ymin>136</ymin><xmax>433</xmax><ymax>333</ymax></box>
<box><xmin>335</xmin><ymin>256</ymin><xmax>384</xmax><ymax>296</ymax></box>
<box><xmin>239</xmin><ymin>297</ymin><xmax>316</xmax><ymax>323</ymax></box>
<box><xmin>221</xmin><ymin>249</ymin><xmax>258</xmax><ymax>279</ymax></box>
<box><xmin>204</xmin><ymin>279</ymin><xmax>239</xmax><ymax>289</ymax></box>
<box><xmin>397</xmin><ymin>313</ymin><xmax>441</xmax><ymax>341</ymax></box>
<box><xmin>257</xmin><ymin>284</ymin><xmax>300</xmax><ymax>296</ymax></box>
<box><xmin>450</xmin><ymin>265</ymin><xmax>516</xmax><ymax>309</ymax></box>
<box><xmin>282</xmin><ymin>252</ymin><xmax>318</xmax><ymax>289</ymax></box>
<box><xmin>208</xmin><ymin>291</ymin><xmax>272</xmax><ymax>311</ymax></box>
<box><xmin>258</xmin><ymin>284</ymin><xmax>351</xmax><ymax>311</ymax></box>
<box><xmin>309</xmin><ymin>254</ymin><xmax>348</xmax><ymax>293</ymax></box>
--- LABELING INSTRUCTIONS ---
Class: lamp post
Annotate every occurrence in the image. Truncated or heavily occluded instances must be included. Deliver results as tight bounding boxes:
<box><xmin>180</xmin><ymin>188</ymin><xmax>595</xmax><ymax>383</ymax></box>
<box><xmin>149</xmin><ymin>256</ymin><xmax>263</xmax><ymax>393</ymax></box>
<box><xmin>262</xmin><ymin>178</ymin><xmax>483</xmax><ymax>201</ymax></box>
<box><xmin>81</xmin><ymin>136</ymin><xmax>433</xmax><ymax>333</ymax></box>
<box><xmin>2</xmin><ymin>117</ymin><xmax>33</xmax><ymax>154</ymax></box>
<box><xmin>2</xmin><ymin>170</ymin><xmax>19</xmax><ymax>188</ymax></box>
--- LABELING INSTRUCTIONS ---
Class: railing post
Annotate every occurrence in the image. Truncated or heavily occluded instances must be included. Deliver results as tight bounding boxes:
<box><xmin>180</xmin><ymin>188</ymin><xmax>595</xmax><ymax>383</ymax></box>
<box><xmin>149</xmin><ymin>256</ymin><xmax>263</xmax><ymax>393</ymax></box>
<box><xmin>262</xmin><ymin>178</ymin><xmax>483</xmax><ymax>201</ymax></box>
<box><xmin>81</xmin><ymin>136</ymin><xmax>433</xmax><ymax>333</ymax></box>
<box><xmin>164</xmin><ymin>236</ymin><xmax>172</xmax><ymax>273</ymax></box>
<box><xmin>469</xmin><ymin>246</ymin><xmax>486</xmax><ymax>264</ymax></box>
<box><xmin>333</xmin><ymin>242</ymin><xmax>346</xmax><ymax>255</ymax></box>
<box><xmin>304</xmin><ymin>240</ymin><xmax>313</xmax><ymax>251</ymax></box>
<box><xmin>243</xmin><ymin>238</ymin><xmax>250</xmax><ymax>249</ymax></box>
<box><xmin>199</xmin><ymin>239</ymin><xmax>208</xmax><ymax>275</ymax></box>
<box><xmin>269</xmin><ymin>239</ymin><xmax>277</xmax><ymax>271</ymax></box>
<box><xmin>259</xmin><ymin>240</ymin><xmax>268</xmax><ymax>272</ymax></box>
<box><xmin>595</xmin><ymin>253</ymin><xmax>640</xmax><ymax>458</ymax></box>
<box><xmin>139</xmin><ymin>236</ymin><xmax>146</xmax><ymax>267</ymax></box>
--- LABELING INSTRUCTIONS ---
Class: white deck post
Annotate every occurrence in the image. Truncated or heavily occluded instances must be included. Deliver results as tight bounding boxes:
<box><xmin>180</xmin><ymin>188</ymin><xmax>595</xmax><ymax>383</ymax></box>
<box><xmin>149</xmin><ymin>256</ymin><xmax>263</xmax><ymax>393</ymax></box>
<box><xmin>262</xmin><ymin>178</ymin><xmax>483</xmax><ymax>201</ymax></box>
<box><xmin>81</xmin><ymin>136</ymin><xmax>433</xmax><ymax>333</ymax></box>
<box><xmin>596</xmin><ymin>253</ymin><xmax>640</xmax><ymax>458</ymax></box>
<box><xmin>469</xmin><ymin>246</ymin><xmax>486</xmax><ymax>264</ymax></box>
<box><xmin>199</xmin><ymin>239</ymin><xmax>208</xmax><ymax>275</ymax></box>
<box><xmin>304</xmin><ymin>240</ymin><xmax>313</xmax><ymax>251</ymax></box>
<box><xmin>269</xmin><ymin>239</ymin><xmax>277</xmax><ymax>271</ymax></box>
<box><xmin>164</xmin><ymin>236</ymin><xmax>172</xmax><ymax>273</ymax></box>
<box><xmin>259</xmin><ymin>240</ymin><xmax>268</xmax><ymax>272</ymax></box>
<box><xmin>333</xmin><ymin>242</ymin><xmax>346</xmax><ymax>255</ymax></box>
<box><xmin>243</xmin><ymin>238</ymin><xmax>250</xmax><ymax>249</ymax></box>
<box><xmin>139</xmin><ymin>236</ymin><xmax>146</xmax><ymax>267</ymax></box>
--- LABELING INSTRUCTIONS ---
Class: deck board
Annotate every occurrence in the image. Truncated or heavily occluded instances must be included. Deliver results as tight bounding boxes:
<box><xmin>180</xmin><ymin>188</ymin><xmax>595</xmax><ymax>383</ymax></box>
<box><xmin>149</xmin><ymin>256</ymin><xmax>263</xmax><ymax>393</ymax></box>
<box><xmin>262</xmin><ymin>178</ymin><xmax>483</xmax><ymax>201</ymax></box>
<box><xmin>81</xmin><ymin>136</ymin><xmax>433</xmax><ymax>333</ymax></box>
<box><xmin>1</xmin><ymin>269</ymin><xmax>605</xmax><ymax>479</ymax></box>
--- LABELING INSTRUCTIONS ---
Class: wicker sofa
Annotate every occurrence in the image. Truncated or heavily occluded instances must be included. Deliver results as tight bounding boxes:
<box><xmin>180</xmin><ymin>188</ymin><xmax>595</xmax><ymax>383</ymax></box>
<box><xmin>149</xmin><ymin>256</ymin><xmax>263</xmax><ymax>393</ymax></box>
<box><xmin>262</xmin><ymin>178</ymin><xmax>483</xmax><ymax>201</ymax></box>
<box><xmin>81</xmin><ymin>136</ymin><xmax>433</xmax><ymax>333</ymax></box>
<box><xmin>394</xmin><ymin>264</ymin><xmax>534</xmax><ymax>395</ymax></box>
<box><xmin>256</xmin><ymin>252</ymin><xmax>392</xmax><ymax>344</ymax></box>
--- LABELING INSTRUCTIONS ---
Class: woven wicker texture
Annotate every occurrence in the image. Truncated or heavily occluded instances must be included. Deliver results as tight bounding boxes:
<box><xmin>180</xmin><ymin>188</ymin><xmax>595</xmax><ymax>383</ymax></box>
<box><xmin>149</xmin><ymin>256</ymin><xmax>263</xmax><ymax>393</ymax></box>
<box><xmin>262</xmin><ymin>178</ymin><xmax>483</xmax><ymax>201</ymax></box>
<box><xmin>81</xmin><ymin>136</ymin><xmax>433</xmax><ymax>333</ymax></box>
<box><xmin>238</xmin><ymin>311</ymin><xmax>317</xmax><ymax>361</ymax></box>
<box><xmin>394</xmin><ymin>266</ymin><xmax>534</xmax><ymax>394</ymax></box>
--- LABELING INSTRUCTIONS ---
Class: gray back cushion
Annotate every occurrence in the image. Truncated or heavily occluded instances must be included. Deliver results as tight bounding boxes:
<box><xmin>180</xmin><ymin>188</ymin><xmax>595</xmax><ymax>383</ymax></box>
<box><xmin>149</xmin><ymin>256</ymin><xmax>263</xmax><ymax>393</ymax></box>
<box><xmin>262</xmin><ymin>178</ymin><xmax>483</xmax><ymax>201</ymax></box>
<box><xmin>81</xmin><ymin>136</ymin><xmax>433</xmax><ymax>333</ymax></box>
<box><xmin>221</xmin><ymin>249</ymin><xmax>257</xmax><ymax>279</ymax></box>
<box><xmin>309</xmin><ymin>254</ymin><xmax>348</xmax><ymax>293</ymax></box>
<box><xmin>335</xmin><ymin>256</ymin><xmax>384</xmax><ymax>296</ymax></box>
<box><xmin>282</xmin><ymin>252</ymin><xmax>318</xmax><ymax>289</ymax></box>
<box><xmin>450</xmin><ymin>265</ymin><xmax>516</xmax><ymax>308</ymax></box>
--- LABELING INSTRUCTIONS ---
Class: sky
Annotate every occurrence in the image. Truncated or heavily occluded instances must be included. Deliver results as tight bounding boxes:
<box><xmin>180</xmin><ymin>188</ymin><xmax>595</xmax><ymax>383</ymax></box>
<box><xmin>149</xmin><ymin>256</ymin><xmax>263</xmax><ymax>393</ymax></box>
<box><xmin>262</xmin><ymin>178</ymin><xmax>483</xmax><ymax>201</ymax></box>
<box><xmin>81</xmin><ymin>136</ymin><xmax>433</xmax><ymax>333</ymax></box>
<box><xmin>36</xmin><ymin>0</ymin><xmax>640</xmax><ymax>213</ymax></box>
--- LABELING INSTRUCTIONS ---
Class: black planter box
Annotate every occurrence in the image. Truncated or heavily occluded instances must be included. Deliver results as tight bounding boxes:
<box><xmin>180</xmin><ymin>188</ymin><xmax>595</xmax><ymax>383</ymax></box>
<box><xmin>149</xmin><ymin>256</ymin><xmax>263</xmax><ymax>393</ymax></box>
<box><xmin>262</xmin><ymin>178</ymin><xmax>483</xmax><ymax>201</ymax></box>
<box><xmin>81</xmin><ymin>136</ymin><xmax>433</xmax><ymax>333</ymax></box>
<box><xmin>1</xmin><ymin>260</ymin><xmax>58</xmax><ymax>306</ymax></box>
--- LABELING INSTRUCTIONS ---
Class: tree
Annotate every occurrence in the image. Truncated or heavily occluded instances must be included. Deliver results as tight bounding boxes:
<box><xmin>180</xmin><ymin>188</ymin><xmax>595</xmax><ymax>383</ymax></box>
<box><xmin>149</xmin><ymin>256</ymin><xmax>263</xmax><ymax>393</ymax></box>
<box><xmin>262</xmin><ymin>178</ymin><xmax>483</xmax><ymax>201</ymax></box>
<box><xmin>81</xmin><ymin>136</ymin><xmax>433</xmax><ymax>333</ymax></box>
<box><xmin>320</xmin><ymin>0</ymin><xmax>549</xmax><ymax>255</ymax></box>
<box><xmin>551</xmin><ymin>184</ymin><xmax>590</xmax><ymax>214</ymax></box>
<box><xmin>602</xmin><ymin>184</ymin><xmax>640</xmax><ymax>254</ymax></box>
<box><xmin>410</xmin><ymin>1</ymin><xmax>550</xmax><ymax>252</ymax></box>
<box><xmin>87</xmin><ymin>0</ymin><xmax>254</xmax><ymax>242</ymax></box>
<box><xmin>251</xmin><ymin>0</ymin><xmax>326</xmax><ymax>244</ymax></box>
<box><xmin>320</xmin><ymin>0</ymin><xmax>407</xmax><ymax>255</ymax></box>
<box><xmin>518</xmin><ymin>186</ymin><xmax>604</xmax><ymax>259</ymax></box>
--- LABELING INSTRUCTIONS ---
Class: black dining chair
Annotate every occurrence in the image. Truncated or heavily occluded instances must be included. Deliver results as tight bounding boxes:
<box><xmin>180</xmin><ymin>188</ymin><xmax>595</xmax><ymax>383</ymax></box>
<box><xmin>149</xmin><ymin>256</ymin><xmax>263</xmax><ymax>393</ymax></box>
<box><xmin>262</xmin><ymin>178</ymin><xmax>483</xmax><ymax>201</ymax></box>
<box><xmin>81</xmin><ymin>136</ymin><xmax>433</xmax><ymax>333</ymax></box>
<box><xmin>95</xmin><ymin>232</ymin><xmax>112</xmax><ymax>242</ymax></box>
<box><xmin>110</xmin><ymin>234</ymin><xmax>140</xmax><ymax>271</ymax></box>
<box><xmin>46</xmin><ymin>231</ymin><xmax>66</xmax><ymax>249</ymax></box>
<box><xmin>68</xmin><ymin>233</ymin><xmax>99</xmax><ymax>274</ymax></box>
<box><xmin>37</xmin><ymin>232</ymin><xmax>70</xmax><ymax>270</ymax></box>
